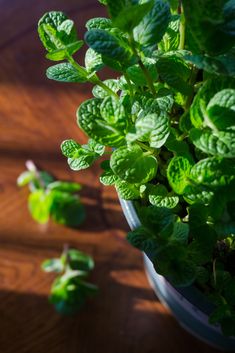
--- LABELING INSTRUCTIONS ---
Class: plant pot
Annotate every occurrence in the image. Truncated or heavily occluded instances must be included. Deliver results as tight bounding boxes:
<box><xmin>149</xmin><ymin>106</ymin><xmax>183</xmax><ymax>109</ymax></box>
<box><xmin>119</xmin><ymin>198</ymin><xmax>235</xmax><ymax>351</ymax></box>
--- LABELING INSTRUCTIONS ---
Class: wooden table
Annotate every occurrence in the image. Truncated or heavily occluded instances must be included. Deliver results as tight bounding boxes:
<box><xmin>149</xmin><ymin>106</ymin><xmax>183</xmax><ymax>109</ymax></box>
<box><xmin>0</xmin><ymin>1</ymin><xmax>221</xmax><ymax>352</ymax></box>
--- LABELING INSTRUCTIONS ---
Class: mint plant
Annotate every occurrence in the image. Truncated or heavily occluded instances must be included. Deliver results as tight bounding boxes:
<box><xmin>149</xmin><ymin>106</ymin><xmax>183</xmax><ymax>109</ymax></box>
<box><xmin>17</xmin><ymin>161</ymin><xmax>85</xmax><ymax>227</ymax></box>
<box><xmin>42</xmin><ymin>246</ymin><xmax>97</xmax><ymax>314</ymax></box>
<box><xmin>38</xmin><ymin>0</ymin><xmax>235</xmax><ymax>335</ymax></box>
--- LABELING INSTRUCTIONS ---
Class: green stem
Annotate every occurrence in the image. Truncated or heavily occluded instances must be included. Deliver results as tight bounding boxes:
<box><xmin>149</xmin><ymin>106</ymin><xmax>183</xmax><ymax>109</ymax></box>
<box><xmin>67</xmin><ymin>56</ymin><xmax>119</xmax><ymax>99</ymax></box>
<box><xmin>136</xmin><ymin>141</ymin><xmax>155</xmax><ymax>154</ymax></box>
<box><xmin>124</xmin><ymin>73</ymin><xmax>134</xmax><ymax>100</ymax></box>
<box><xmin>26</xmin><ymin>160</ymin><xmax>45</xmax><ymax>189</ymax></box>
<box><xmin>95</xmin><ymin>80</ymin><xmax>119</xmax><ymax>99</ymax></box>
<box><xmin>179</xmin><ymin>11</ymin><xmax>185</xmax><ymax>50</ymax></box>
<box><xmin>67</xmin><ymin>56</ymin><xmax>88</xmax><ymax>76</ymax></box>
<box><xmin>129</xmin><ymin>33</ymin><xmax>156</xmax><ymax>97</ymax></box>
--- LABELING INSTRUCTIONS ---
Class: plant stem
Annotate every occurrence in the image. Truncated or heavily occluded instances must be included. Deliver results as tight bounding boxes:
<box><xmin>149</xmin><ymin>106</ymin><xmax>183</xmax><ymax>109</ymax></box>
<box><xmin>129</xmin><ymin>33</ymin><xmax>156</xmax><ymax>97</ymax></box>
<box><xmin>124</xmin><ymin>72</ymin><xmax>134</xmax><ymax>100</ymax></box>
<box><xmin>95</xmin><ymin>80</ymin><xmax>119</xmax><ymax>99</ymax></box>
<box><xmin>67</xmin><ymin>56</ymin><xmax>119</xmax><ymax>99</ymax></box>
<box><xmin>26</xmin><ymin>160</ymin><xmax>45</xmax><ymax>189</ymax></box>
<box><xmin>136</xmin><ymin>141</ymin><xmax>155</xmax><ymax>154</ymax></box>
<box><xmin>179</xmin><ymin>9</ymin><xmax>185</xmax><ymax>50</ymax></box>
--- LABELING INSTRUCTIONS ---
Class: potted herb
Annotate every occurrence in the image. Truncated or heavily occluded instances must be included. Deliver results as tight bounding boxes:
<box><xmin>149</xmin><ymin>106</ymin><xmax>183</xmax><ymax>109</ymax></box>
<box><xmin>38</xmin><ymin>0</ymin><xmax>235</xmax><ymax>349</ymax></box>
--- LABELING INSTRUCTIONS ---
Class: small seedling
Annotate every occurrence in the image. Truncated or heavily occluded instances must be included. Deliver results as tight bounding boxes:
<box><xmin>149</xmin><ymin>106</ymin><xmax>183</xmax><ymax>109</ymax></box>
<box><xmin>42</xmin><ymin>245</ymin><xmax>98</xmax><ymax>314</ymax></box>
<box><xmin>17</xmin><ymin>160</ymin><xmax>85</xmax><ymax>227</ymax></box>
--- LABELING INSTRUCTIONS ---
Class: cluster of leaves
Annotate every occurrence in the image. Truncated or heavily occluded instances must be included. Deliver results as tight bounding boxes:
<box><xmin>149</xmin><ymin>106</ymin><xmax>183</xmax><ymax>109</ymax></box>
<box><xmin>42</xmin><ymin>247</ymin><xmax>97</xmax><ymax>314</ymax></box>
<box><xmin>17</xmin><ymin>161</ymin><xmax>85</xmax><ymax>227</ymax></box>
<box><xmin>38</xmin><ymin>0</ymin><xmax>235</xmax><ymax>335</ymax></box>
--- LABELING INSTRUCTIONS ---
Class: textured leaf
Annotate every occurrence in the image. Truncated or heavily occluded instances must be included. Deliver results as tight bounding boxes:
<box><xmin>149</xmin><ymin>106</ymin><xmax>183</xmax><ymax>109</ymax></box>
<box><xmin>115</xmin><ymin>179</ymin><xmax>140</xmax><ymax>199</ymax></box>
<box><xmin>134</xmin><ymin>0</ymin><xmax>171</xmax><ymax>48</ymax></box>
<box><xmin>127</xmin><ymin>58</ymin><xmax>157</xmax><ymax>86</ymax></box>
<box><xmin>113</xmin><ymin>1</ymin><xmax>154</xmax><ymax>32</ymax></box>
<box><xmin>184</xmin><ymin>52</ymin><xmax>235</xmax><ymax>77</ymax></box>
<box><xmin>190</xmin><ymin>157</ymin><xmax>235</xmax><ymax>187</ymax></box>
<box><xmin>110</xmin><ymin>144</ymin><xmax>157</xmax><ymax>184</ymax></box>
<box><xmin>85</xmin><ymin>29</ymin><xmax>131</xmax><ymax>61</ymax></box>
<box><xmin>85</xmin><ymin>17</ymin><xmax>112</xmax><ymax>30</ymax></box>
<box><xmin>46</xmin><ymin>63</ymin><xmax>87</xmax><ymax>83</ymax></box>
<box><xmin>78</xmin><ymin>98</ymin><xmax>125</xmax><ymax>147</ymax></box>
<box><xmin>138</xmin><ymin>206</ymin><xmax>174</xmax><ymax>236</ymax></box>
<box><xmin>38</xmin><ymin>12</ymin><xmax>80</xmax><ymax>57</ymax></box>
<box><xmin>207</xmin><ymin>89</ymin><xmax>235</xmax><ymax>130</ymax></box>
<box><xmin>156</xmin><ymin>55</ymin><xmax>192</xmax><ymax>95</ymax></box>
<box><xmin>85</xmin><ymin>48</ymin><xmax>104</xmax><ymax>73</ymax></box>
<box><xmin>167</xmin><ymin>156</ymin><xmax>192</xmax><ymax>194</ymax></box>
<box><xmin>127</xmin><ymin>226</ymin><xmax>158</xmax><ymax>254</ymax></box>
<box><xmin>92</xmin><ymin>79</ymin><xmax>120</xmax><ymax>98</ymax></box>
<box><xmin>172</xmin><ymin>221</ymin><xmax>189</xmax><ymax>244</ymax></box>
<box><xmin>127</xmin><ymin>113</ymin><xmax>170</xmax><ymax>148</ymax></box>
<box><xmin>190</xmin><ymin>78</ymin><xmax>235</xmax><ymax>128</ymax></box>
<box><xmin>182</xmin><ymin>0</ymin><xmax>235</xmax><ymax>55</ymax></box>
<box><xmin>148</xmin><ymin>184</ymin><xmax>179</xmax><ymax>208</ymax></box>
<box><xmin>190</xmin><ymin>128</ymin><xmax>235</xmax><ymax>158</ymax></box>
<box><xmin>159</xmin><ymin>15</ymin><xmax>180</xmax><ymax>52</ymax></box>
<box><xmin>61</xmin><ymin>140</ymin><xmax>81</xmax><ymax>158</ymax></box>
<box><xmin>100</xmin><ymin>96</ymin><xmax>127</xmax><ymax>130</ymax></box>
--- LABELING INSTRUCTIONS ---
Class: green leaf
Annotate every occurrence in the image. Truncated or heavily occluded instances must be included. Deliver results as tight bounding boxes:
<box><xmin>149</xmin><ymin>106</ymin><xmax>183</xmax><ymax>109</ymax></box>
<box><xmin>189</xmin><ymin>78</ymin><xmax>235</xmax><ymax>129</ymax></box>
<box><xmin>171</xmin><ymin>220</ymin><xmax>189</xmax><ymax>244</ymax></box>
<box><xmin>156</xmin><ymin>55</ymin><xmax>192</xmax><ymax>95</ymax></box>
<box><xmin>148</xmin><ymin>184</ymin><xmax>179</xmax><ymax>208</ymax></box>
<box><xmin>85</xmin><ymin>48</ymin><xmax>104</xmax><ymax>73</ymax></box>
<box><xmin>50</xmin><ymin>191</ymin><xmax>85</xmax><ymax>227</ymax></box>
<box><xmin>184</xmin><ymin>52</ymin><xmax>235</xmax><ymax>77</ymax></box>
<box><xmin>207</xmin><ymin>89</ymin><xmax>235</xmax><ymax>131</ymax></box>
<box><xmin>48</xmin><ymin>181</ymin><xmax>82</xmax><ymax>192</ymax></box>
<box><xmin>77</xmin><ymin>98</ymin><xmax>126</xmax><ymax>147</ymax></box>
<box><xmin>127</xmin><ymin>113</ymin><xmax>170</xmax><ymax>148</ymax></box>
<box><xmin>165</xmin><ymin>132</ymin><xmax>194</xmax><ymax>163</ymax></box>
<box><xmin>154</xmin><ymin>243</ymin><xmax>197</xmax><ymax>286</ymax></box>
<box><xmin>127</xmin><ymin>226</ymin><xmax>158</xmax><ymax>254</ymax></box>
<box><xmin>190</xmin><ymin>157</ymin><xmax>235</xmax><ymax>188</ymax></box>
<box><xmin>85</xmin><ymin>17</ymin><xmax>112</xmax><ymax>30</ymax></box>
<box><xmin>190</xmin><ymin>129</ymin><xmax>235</xmax><ymax>158</ymax></box>
<box><xmin>85</xmin><ymin>29</ymin><xmax>131</xmax><ymax>62</ymax></box>
<box><xmin>17</xmin><ymin>171</ymin><xmax>35</xmax><ymax>187</ymax></box>
<box><xmin>28</xmin><ymin>190</ymin><xmax>53</xmax><ymax>224</ymax></box>
<box><xmin>127</xmin><ymin>58</ymin><xmax>157</xmax><ymax>86</ymax></box>
<box><xmin>46</xmin><ymin>63</ymin><xmax>87</xmax><ymax>83</ymax></box>
<box><xmin>50</xmin><ymin>273</ymin><xmax>97</xmax><ymax>315</ymax></box>
<box><xmin>134</xmin><ymin>0</ymin><xmax>171</xmax><ymax>48</ymax></box>
<box><xmin>68</xmin><ymin>152</ymin><xmax>98</xmax><ymax>171</ymax></box>
<box><xmin>41</xmin><ymin>258</ymin><xmax>63</xmax><ymax>273</ymax></box>
<box><xmin>38</xmin><ymin>12</ymin><xmax>80</xmax><ymax>56</ymax></box>
<box><xmin>92</xmin><ymin>79</ymin><xmax>119</xmax><ymax>98</ymax></box>
<box><xmin>100</xmin><ymin>96</ymin><xmax>127</xmax><ymax>130</ymax></box>
<box><xmin>100</xmin><ymin>169</ymin><xmax>118</xmax><ymax>185</ymax></box>
<box><xmin>61</xmin><ymin>139</ymin><xmax>81</xmax><ymax>157</ymax></box>
<box><xmin>113</xmin><ymin>1</ymin><xmax>154</xmax><ymax>32</ymax></box>
<box><xmin>167</xmin><ymin>156</ymin><xmax>192</xmax><ymax>194</ymax></box>
<box><xmin>182</xmin><ymin>0</ymin><xmax>235</xmax><ymax>55</ymax></box>
<box><xmin>63</xmin><ymin>249</ymin><xmax>94</xmax><ymax>271</ymax></box>
<box><xmin>138</xmin><ymin>205</ymin><xmax>175</xmax><ymax>236</ymax></box>
<box><xmin>115</xmin><ymin>179</ymin><xmax>140</xmax><ymax>199</ymax></box>
<box><xmin>158</xmin><ymin>15</ymin><xmax>180</xmax><ymax>52</ymax></box>
<box><xmin>46</xmin><ymin>41</ymin><xmax>84</xmax><ymax>61</ymax></box>
<box><xmin>110</xmin><ymin>144</ymin><xmax>157</xmax><ymax>184</ymax></box>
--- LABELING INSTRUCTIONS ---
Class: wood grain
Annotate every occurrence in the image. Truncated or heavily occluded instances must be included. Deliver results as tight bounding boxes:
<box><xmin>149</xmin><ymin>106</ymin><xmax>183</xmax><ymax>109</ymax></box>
<box><xmin>0</xmin><ymin>1</ymin><xmax>222</xmax><ymax>352</ymax></box>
